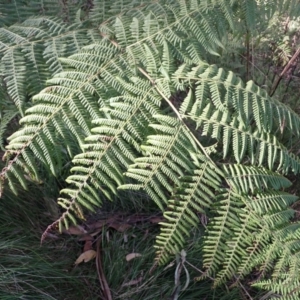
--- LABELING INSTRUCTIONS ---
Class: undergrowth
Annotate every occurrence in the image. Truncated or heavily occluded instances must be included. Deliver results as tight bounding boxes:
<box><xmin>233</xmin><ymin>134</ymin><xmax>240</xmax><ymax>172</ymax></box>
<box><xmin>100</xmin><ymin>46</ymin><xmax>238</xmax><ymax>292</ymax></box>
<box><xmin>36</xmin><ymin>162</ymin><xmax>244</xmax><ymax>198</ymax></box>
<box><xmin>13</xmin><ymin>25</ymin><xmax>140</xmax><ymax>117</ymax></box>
<box><xmin>0</xmin><ymin>180</ymin><xmax>98</xmax><ymax>300</ymax></box>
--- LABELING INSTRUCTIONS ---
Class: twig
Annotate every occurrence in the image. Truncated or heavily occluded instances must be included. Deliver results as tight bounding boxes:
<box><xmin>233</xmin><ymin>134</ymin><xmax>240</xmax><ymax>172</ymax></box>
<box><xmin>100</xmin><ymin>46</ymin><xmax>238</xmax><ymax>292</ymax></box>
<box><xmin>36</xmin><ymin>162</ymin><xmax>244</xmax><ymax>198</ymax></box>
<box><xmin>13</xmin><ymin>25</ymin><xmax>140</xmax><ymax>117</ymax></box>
<box><xmin>137</xmin><ymin>67</ymin><xmax>217</xmax><ymax>166</ymax></box>
<box><xmin>270</xmin><ymin>47</ymin><xmax>300</xmax><ymax>97</ymax></box>
<box><xmin>184</xmin><ymin>260</ymin><xmax>215</xmax><ymax>281</ymax></box>
<box><xmin>96</xmin><ymin>237</ymin><xmax>113</xmax><ymax>300</ymax></box>
<box><xmin>245</xmin><ymin>30</ymin><xmax>250</xmax><ymax>82</ymax></box>
<box><xmin>233</xmin><ymin>275</ymin><xmax>253</xmax><ymax>300</ymax></box>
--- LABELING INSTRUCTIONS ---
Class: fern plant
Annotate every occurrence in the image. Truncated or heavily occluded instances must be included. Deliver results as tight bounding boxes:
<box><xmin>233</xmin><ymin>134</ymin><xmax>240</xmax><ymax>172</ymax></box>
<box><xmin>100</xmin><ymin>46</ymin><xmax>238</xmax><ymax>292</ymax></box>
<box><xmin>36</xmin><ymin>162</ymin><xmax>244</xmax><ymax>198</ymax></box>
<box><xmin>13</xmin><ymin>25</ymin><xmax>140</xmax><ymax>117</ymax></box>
<box><xmin>2</xmin><ymin>0</ymin><xmax>300</xmax><ymax>298</ymax></box>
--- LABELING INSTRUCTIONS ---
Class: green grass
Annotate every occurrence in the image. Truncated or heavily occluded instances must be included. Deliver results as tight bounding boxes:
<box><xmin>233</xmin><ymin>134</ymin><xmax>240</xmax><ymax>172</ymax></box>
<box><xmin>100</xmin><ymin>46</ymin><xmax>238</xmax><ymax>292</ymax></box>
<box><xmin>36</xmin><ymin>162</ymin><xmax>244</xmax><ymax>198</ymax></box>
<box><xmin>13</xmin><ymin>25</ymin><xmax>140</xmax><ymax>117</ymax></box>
<box><xmin>0</xmin><ymin>180</ymin><xmax>259</xmax><ymax>300</ymax></box>
<box><xmin>0</xmin><ymin>183</ymin><xmax>98</xmax><ymax>300</ymax></box>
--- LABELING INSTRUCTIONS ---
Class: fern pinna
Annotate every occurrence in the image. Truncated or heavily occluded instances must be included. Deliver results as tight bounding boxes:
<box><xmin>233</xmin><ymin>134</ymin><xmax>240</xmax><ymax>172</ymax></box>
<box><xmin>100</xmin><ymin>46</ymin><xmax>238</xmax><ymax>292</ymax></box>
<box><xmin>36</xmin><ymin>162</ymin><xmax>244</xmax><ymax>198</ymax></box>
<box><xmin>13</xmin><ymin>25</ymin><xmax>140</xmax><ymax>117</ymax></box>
<box><xmin>1</xmin><ymin>0</ymin><xmax>300</xmax><ymax>298</ymax></box>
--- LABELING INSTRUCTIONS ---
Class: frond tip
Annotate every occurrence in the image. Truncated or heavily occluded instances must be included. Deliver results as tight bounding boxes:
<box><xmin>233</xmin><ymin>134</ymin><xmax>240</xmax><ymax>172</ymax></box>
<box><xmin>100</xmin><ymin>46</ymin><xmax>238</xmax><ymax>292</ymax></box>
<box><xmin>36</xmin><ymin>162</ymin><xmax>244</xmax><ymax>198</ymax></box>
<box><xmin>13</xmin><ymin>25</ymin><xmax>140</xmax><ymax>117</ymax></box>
<box><xmin>155</xmin><ymin>153</ymin><xmax>222</xmax><ymax>265</ymax></box>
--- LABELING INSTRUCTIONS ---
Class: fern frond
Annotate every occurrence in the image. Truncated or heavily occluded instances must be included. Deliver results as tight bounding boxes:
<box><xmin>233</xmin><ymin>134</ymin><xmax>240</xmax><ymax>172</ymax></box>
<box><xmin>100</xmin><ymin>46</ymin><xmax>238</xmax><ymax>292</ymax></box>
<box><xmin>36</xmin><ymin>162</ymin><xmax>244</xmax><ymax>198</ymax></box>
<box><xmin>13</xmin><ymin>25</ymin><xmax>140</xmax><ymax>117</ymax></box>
<box><xmin>2</xmin><ymin>4</ymin><xmax>300</xmax><ymax>298</ymax></box>
<box><xmin>266</xmin><ymin>0</ymin><xmax>300</xmax><ymax>19</ymax></box>
<box><xmin>254</xmin><ymin>278</ymin><xmax>300</xmax><ymax>300</ymax></box>
<box><xmin>1</xmin><ymin>48</ymin><xmax>26</xmax><ymax>114</ymax></box>
<box><xmin>50</xmin><ymin>77</ymin><xmax>160</xmax><ymax>230</ymax></box>
<box><xmin>2</xmin><ymin>0</ymin><xmax>228</xmax><ymax>196</ymax></box>
<box><xmin>241</xmin><ymin>0</ymin><xmax>257</xmax><ymax>32</ymax></box>
<box><xmin>248</xmin><ymin>192</ymin><xmax>297</xmax><ymax>216</ymax></box>
<box><xmin>176</xmin><ymin>64</ymin><xmax>300</xmax><ymax>138</ymax></box>
<box><xmin>90</xmin><ymin>0</ymin><xmax>147</xmax><ymax>23</ymax></box>
<box><xmin>121</xmin><ymin>115</ymin><xmax>199</xmax><ymax>211</ymax></box>
<box><xmin>2</xmin><ymin>3</ymin><xmax>300</xmax><ymax>300</ymax></box>
<box><xmin>0</xmin><ymin>105</ymin><xmax>19</xmax><ymax>150</ymax></box>
<box><xmin>174</xmin><ymin>64</ymin><xmax>300</xmax><ymax>173</ymax></box>
<box><xmin>1</xmin><ymin>39</ymin><xmax>120</xmax><ymax>190</ymax></box>
<box><xmin>201</xmin><ymin>189</ymin><xmax>246</xmax><ymax>281</ymax></box>
<box><xmin>0</xmin><ymin>16</ymin><xmax>101</xmax><ymax>115</ymax></box>
<box><xmin>208</xmin><ymin>0</ymin><xmax>236</xmax><ymax>31</ymax></box>
<box><xmin>202</xmin><ymin>184</ymin><xmax>299</xmax><ymax>286</ymax></box>
<box><xmin>224</xmin><ymin>164</ymin><xmax>291</xmax><ymax>194</ymax></box>
<box><xmin>0</xmin><ymin>81</ymin><xmax>18</xmax><ymax>151</ymax></box>
<box><xmin>0</xmin><ymin>0</ymin><xmax>84</xmax><ymax>26</ymax></box>
<box><xmin>155</xmin><ymin>153</ymin><xmax>222</xmax><ymax>264</ymax></box>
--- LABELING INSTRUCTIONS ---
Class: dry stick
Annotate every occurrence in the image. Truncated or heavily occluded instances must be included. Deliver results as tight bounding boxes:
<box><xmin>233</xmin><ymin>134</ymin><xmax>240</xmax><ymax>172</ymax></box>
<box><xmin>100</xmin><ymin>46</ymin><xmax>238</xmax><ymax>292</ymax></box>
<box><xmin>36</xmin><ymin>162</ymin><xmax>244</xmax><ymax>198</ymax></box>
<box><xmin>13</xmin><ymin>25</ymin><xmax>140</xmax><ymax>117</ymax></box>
<box><xmin>96</xmin><ymin>237</ymin><xmax>113</xmax><ymax>300</ymax></box>
<box><xmin>137</xmin><ymin>67</ymin><xmax>214</xmax><ymax>164</ymax></box>
<box><xmin>270</xmin><ymin>47</ymin><xmax>300</xmax><ymax>97</ymax></box>
<box><xmin>184</xmin><ymin>260</ymin><xmax>215</xmax><ymax>281</ymax></box>
<box><xmin>283</xmin><ymin>16</ymin><xmax>290</xmax><ymax>34</ymax></box>
<box><xmin>245</xmin><ymin>30</ymin><xmax>250</xmax><ymax>82</ymax></box>
<box><xmin>233</xmin><ymin>275</ymin><xmax>253</xmax><ymax>300</ymax></box>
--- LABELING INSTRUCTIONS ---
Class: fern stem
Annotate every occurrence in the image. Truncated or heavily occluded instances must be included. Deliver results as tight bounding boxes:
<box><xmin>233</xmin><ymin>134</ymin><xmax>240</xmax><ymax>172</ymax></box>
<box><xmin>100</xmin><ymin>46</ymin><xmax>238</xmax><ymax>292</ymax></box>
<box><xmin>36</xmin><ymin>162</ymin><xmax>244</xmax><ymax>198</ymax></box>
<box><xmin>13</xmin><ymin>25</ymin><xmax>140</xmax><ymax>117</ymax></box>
<box><xmin>137</xmin><ymin>67</ymin><xmax>216</xmax><ymax>165</ymax></box>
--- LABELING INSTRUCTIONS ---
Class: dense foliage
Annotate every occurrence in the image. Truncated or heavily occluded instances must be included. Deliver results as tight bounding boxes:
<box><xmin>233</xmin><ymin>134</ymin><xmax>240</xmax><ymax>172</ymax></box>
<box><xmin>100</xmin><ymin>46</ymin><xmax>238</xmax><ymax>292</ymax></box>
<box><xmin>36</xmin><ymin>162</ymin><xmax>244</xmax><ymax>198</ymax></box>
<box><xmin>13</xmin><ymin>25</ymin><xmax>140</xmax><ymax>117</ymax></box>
<box><xmin>2</xmin><ymin>0</ymin><xmax>300</xmax><ymax>299</ymax></box>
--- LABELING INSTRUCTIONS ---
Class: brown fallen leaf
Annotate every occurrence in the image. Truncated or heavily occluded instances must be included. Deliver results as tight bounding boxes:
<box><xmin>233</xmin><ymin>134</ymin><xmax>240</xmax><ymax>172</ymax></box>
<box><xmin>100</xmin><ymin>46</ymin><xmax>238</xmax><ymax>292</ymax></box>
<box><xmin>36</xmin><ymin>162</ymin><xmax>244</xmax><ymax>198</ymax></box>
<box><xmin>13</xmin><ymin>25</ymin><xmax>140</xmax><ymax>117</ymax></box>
<box><xmin>87</xmin><ymin>219</ymin><xmax>108</xmax><ymax>230</ymax></box>
<box><xmin>78</xmin><ymin>234</ymin><xmax>94</xmax><ymax>241</ymax></box>
<box><xmin>83</xmin><ymin>240</ymin><xmax>93</xmax><ymax>252</ymax></box>
<box><xmin>149</xmin><ymin>216</ymin><xmax>165</xmax><ymax>224</ymax></box>
<box><xmin>109</xmin><ymin>222</ymin><xmax>131</xmax><ymax>232</ymax></box>
<box><xmin>126</xmin><ymin>253</ymin><xmax>142</xmax><ymax>261</ymax></box>
<box><xmin>63</xmin><ymin>225</ymin><xmax>86</xmax><ymax>235</ymax></box>
<box><xmin>125</xmin><ymin>214</ymin><xmax>145</xmax><ymax>223</ymax></box>
<box><xmin>122</xmin><ymin>276</ymin><xmax>143</xmax><ymax>287</ymax></box>
<box><xmin>75</xmin><ymin>250</ymin><xmax>96</xmax><ymax>265</ymax></box>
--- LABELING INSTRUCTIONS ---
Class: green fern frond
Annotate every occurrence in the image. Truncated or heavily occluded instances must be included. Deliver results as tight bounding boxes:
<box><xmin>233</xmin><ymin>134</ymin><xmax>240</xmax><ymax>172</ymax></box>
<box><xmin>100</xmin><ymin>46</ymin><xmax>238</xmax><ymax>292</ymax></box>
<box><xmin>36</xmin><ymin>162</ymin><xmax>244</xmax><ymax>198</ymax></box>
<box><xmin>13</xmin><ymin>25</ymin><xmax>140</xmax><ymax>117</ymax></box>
<box><xmin>237</xmin><ymin>120</ymin><xmax>299</xmax><ymax>172</ymax></box>
<box><xmin>51</xmin><ymin>78</ymin><xmax>160</xmax><ymax>229</ymax></box>
<box><xmin>176</xmin><ymin>64</ymin><xmax>300</xmax><ymax>138</ymax></box>
<box><xmin>213</xmin><ymin>208</ymin><xmax>257</xmax><ymax>286</ymax></box>
<box><xmin>200</xmin><ymin>189</ymin><xmax>246</xmax><ymax>281</ymax></box>
<box><xmin>0</xmin><ymin>0</ymin><xmax>85</xmax><ymax>26</ymax></box>
<box><xmin>1</xmin><ymin>39</ymin><xmax>119</xmax><ymax>189</ymax></box>
<box><xmin>248</xmin><ymin>193</ymin><xmax>297</xmax><ymax>216</ymax></box>
<box><xmin>1</xmin><ymin>0</ymin><xmax>228</xmax><ymax>195</ymax></box>
<box><xmin>122</xmin><ymin>115</ymin><xmax>199</xmax><ymax>211</ymax></box>
<box><xmin>234</xmin><ymin>205</ymin><xmax>299</xmax><ymax>282</ymax></box>
<box><xmin>202</xmin><ymin>184</ymin><xmax>299</xmax><ymax>286</ymax></box>
<box><xmin>175</xmin><ymin>64</ymin><xmax>300</xmax><ymax>172</ymax></box>
<box><xmin>155</xmin><ymin>153</ymin><xmax>222</xmax><ymax>264</ymax></box>
<box><xmin>90</xmin><ymin>0</ymin><xmax>148</xmax><ymax>23</ymax></box>
<box><xmin>206</xmin><ymin>0</ymin><xmax>236</xmax><ymax>31</ymax></box>
<box><xmin>241</xmin><ymin>0</ymin><xmax>257</xmax><ymax>32</ymax></box>
<box><xmin>266</xmin><ymin>0</ymin><xmax>300</xmax><ymax>18</ymax></box>
<box><xmin>2</xmin><ymin>3</ymin><xmax>300</xmax><ymax>298</ymax></box>
<box><xmin>0</xmin><ymin>16</ymin><xmax>101</xmax><ymax>115</ymax></box>
<box><xmin>254</xmin><ymin>278</ymin><xmax>300</xmax><ymax>299</ymax></box>
<box><xmin>1</xmin><ymin>48</ymin><xmax>26</xmax><ymax>114</ymax></box>
<box><xmin>0</xmin><ymin>107</ymin><xmax>18</xmax><ymax>150</ymax></box>
<box><xmin>223</xmin><ymin>164</ymin><xmax>291</xmax><ymax>194</ymax></box>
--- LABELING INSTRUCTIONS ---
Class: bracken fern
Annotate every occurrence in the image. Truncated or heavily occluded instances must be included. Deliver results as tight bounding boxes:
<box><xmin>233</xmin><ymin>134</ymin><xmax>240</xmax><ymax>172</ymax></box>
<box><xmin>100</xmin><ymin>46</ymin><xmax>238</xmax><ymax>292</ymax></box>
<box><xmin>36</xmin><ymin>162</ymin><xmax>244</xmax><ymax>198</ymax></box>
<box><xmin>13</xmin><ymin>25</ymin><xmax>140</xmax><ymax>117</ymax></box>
<box><xmin>2</xmin><ymin>0</ymin><xmax>300</xmax><ymax>298</ymax></box>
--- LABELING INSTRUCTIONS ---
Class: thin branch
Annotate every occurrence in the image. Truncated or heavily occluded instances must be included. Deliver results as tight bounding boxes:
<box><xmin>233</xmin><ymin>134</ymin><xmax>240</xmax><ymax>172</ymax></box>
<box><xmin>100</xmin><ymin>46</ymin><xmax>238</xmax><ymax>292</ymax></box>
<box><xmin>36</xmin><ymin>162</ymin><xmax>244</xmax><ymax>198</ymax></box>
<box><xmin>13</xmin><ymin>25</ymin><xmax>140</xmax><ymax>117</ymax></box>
<box><xmin>233</xmin><ymin>275</ymin><xmax>253</xmax><ymax>300</ymax></box>
<box><xmin>96</xmin><ymin>237</ymin><xmax>113</xmax><ymax>300</ymax></box>
<box><xmin>137</xmin><ymin>67</ymin><xmax>217</xmax><ymax>166</ymax></box>
<box><xmin>270</xmin><ymin>47</ymin><xmax>300</xmax><ymax>97</ymax></box>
